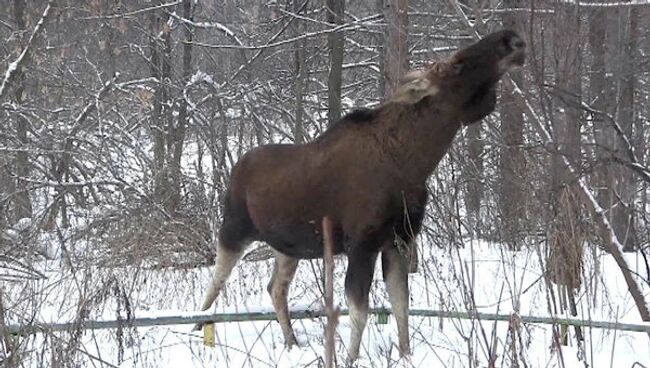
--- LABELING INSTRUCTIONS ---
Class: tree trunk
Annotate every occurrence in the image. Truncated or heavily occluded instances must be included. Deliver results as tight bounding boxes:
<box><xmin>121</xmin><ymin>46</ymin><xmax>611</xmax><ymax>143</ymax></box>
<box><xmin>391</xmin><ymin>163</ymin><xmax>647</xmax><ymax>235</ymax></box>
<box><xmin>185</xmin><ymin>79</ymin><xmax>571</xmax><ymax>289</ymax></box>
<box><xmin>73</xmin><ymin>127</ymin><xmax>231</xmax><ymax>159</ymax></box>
<box><xmin>149</xmin><ymin>8</ymin><xmax>176</xmax><ymax>211</ymax></box>
<box><xmin>588</xmin><ymin>8</ymin><xmax>612</xmax><ymax>193</ymax></box>
<box><xmin>548</xmin><ymin>4</ymin><xmax>583</xmax><ymax>334</ymax></box>
<box><xmin>326</xmin><ymin>0</ymin><xmax>344</xmax><ymax>127</ymax></box>
<box><xmin>382</xmin><ymin>0</ymin><xmax>408</xmax><ymax>99</ymax></box>
<box><xmin>150</xmin><ymin>12</ymin><xmax>166</xmax><ymax>201</ymax></box>
<box><xmin>167</xmin><ymin>0</ymin><xmax>194</xmax><ymax>213</ymax></box>
<box><xmin>632</xmin><ymin>7</ymin><xmax>646</xmax><ymax>220</ymax></box>
<box><xmin>12</xmin><ymin>0</ymin><xmax>33</xmax><ymax>222</ymax></box>
<box><xmin>464</xmin><ymin>126</ymin><xmax>483</xmax><ymax>231</ymax></box>
<box><xmin>613</xmin><ymin>7</ymin><xmax>638</xmax><ymax>251</ymax></box>
<box><xmin>293</xmin><ymin>0</ymin><xmax>306</xmax><ymax>143</ymax></box>
<box><xmin>458</xmin><ymin>2</ymin><xmax>482</xmax><ymax>233</ymax></box>
<box><xmin>381</xmin><ymin>0</ymin><xmax>417</xmax><ymax>271</ymax></box>
<box><xmin>498</xmin><ymin>0</ymin><xmax>526</xmax><ymax>248</ymax></box>
<box><xmin>588</xmin><ymin>7</ymin><xmax>637</xmax><ymax>251</ymax></box>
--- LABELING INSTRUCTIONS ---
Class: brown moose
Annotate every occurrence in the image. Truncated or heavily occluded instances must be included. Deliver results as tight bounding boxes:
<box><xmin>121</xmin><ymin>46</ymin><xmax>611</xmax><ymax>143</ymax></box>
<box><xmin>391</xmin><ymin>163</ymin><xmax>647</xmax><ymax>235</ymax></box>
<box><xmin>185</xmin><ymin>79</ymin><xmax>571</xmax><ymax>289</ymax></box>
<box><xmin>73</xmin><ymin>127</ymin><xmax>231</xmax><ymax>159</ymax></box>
<box><xmin>196</xmin><ymin>30</ymin><xmax>525</xmax><ymax>362</ymax></box>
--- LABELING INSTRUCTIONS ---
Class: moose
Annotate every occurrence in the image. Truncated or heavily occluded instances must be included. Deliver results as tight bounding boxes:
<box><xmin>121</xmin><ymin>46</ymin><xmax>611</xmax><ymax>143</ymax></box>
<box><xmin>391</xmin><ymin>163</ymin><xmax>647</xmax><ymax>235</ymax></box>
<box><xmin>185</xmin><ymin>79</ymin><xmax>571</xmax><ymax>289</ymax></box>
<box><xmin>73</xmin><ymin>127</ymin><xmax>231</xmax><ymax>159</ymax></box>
<box><xmin>196</xmin><ymin>30</ymin><xmax>526</xmax><ymax>361</ymax></box>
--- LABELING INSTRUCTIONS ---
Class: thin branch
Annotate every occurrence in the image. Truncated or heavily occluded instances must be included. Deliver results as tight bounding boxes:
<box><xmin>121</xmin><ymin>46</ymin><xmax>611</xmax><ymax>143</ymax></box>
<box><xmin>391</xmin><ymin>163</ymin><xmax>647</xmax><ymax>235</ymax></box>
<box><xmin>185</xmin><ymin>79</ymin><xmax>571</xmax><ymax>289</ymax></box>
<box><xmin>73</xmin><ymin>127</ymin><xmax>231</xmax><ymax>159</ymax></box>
<box><xmin>579</xmin><ymin>100</ymin><xmax>650</xmax><ymax>184</ymax></box>
<box><xmin>0</xmin><ymin>292</ymin><xmax>14</xmax><ymax>366</ymax></box>
<box><xmin>188</xmin><ymin>22</ymin><xmax>362</xmax><ymax>51</ymax></box>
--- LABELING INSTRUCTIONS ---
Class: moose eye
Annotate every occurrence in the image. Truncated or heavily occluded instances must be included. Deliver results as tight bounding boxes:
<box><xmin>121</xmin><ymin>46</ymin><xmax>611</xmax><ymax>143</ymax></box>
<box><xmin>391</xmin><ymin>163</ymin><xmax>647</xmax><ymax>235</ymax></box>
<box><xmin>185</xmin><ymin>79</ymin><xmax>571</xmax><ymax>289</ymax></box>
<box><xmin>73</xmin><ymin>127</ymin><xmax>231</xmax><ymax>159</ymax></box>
<box><xmin>503</xmin><ymin>36</ymin><xmax>513</xmax><ymax>51</ymax></box>
<box><xmin>450</xmin><ymin>62</ymin><xmax>464</xmax><ymax>75</ymax></box>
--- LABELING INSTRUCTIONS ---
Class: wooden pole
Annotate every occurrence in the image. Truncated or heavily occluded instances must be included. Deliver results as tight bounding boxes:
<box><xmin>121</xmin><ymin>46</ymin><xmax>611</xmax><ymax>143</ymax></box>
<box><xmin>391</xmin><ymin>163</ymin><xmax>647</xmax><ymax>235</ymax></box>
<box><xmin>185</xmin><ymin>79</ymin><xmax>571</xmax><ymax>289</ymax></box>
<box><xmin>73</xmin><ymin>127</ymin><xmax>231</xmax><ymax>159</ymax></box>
<box><xmin>323</xmin><ymin>216</ymin><xmax>340</xmax><ymax>368</ymax></box>
<box><xmin>7</xmin><ymin>308</ymin><xmax>650</xmax><ymax>335</ymax></box>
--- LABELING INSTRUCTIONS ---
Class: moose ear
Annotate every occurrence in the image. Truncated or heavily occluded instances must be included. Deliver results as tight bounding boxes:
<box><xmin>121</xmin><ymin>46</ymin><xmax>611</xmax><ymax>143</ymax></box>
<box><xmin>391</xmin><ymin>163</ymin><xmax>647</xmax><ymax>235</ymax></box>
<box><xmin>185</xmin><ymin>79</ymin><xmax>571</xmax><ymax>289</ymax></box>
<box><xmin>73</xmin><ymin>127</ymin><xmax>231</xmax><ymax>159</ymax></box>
<box><xmin>391</xmin><ymin>77</ymin><xmax>439</xmax><ymax>104</ymax></box>
<box><xmin>400</xmin><ymin>69</ymin><xmax>427</xmax><ymax>84</ymax></box>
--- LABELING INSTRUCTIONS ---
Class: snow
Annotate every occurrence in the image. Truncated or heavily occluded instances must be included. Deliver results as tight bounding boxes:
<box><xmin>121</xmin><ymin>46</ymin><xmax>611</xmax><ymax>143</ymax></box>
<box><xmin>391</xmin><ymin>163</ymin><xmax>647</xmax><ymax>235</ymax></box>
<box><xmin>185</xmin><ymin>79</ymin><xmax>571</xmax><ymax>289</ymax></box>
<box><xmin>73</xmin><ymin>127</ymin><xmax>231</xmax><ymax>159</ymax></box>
<box><xmin>5</xmin><ymin>239</ymin><xmax>650</xmax><ymax>367</ymax></box>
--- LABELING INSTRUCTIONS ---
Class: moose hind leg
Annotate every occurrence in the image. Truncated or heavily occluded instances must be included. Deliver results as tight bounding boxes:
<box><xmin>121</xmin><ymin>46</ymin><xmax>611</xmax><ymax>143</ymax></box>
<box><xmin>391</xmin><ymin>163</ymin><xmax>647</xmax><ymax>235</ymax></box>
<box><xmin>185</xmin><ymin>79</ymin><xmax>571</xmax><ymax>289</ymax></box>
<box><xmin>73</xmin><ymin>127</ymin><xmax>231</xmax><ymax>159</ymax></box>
<box><xmin>199</xmin><ymin>242</ymin><xmax>245</xmax><ymax>311</ymax></box>
<box><xmin>345</xmin><ymin>248</ymin><xmax>379</xmax><ymax>362</ymax></box>
<box><xmin>382</xmin><ymin>243</ymin><xmax>411</xmax><ymax>356</ymax></box>
<box><xmin>267</xmin><ymin>250</ymin><xmax>299</xmax><ymax>348</ymax></box>
<box><xmin>195</xmin><ymin>211</ymin><xmax>253</xmax><ymax>331</ymax></box>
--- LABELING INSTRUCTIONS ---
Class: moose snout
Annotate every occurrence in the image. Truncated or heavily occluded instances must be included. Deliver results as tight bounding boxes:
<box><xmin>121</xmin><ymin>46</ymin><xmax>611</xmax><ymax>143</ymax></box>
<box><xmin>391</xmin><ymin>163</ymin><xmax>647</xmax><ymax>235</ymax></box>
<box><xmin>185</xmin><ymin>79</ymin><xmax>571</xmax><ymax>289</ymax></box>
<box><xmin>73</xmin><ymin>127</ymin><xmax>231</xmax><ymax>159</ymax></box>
<box><xmin>508</xmin><ymin>35</ymin><xmax>526</xmax><ymax>52</ymax></box>
<box><xmin>504</xmin><ymin>32</ymin><xmax>526</xmax><ymax>66</ymax></box>
<box><xmin>494</xmin><ymin>30</ymin><xmax>526</xmax><ymax>72</ymax></box>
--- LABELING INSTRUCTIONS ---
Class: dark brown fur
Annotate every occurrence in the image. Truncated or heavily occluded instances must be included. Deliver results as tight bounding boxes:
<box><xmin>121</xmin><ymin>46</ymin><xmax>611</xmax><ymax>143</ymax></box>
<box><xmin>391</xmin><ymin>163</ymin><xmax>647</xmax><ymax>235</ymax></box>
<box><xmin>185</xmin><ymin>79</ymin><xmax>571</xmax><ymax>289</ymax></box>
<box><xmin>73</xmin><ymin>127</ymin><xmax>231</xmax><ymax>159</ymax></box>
<box><xmin>197</xmin><ymin>30</ymin><xmax>525</xmax><ymax>361</ymax></box>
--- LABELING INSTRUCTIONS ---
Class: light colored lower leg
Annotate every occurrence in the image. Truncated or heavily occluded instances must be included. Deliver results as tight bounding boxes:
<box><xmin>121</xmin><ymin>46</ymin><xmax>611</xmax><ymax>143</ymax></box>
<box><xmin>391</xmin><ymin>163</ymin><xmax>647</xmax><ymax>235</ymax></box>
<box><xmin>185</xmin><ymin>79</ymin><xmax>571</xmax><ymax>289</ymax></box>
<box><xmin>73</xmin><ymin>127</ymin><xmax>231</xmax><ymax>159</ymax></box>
<box><xmin>347</xmin><ymin>299</ymin><xmax>369</xmax><ymax>362</ymax></box>
<box><xmin>200</xmin><ymin>245</ymin><xmax>244</xmax><ymax>311</ymax></box>
<box><xmin>383</xmin><ymin>245</ymin><xmax>411</xmax><ymax>356</ymax></box>
<box><xmin>267</xmin><ymin>251</ymin><xmax>299</xmax><ymax>347</ymax></box>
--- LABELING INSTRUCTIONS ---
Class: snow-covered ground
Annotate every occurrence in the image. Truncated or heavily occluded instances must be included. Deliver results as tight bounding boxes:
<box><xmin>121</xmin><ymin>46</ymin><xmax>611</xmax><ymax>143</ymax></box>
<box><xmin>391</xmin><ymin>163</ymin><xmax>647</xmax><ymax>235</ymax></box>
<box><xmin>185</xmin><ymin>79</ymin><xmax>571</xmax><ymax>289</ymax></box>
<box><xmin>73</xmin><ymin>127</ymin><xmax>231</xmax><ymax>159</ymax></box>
<box><xmin>5</xmin><ymin>239</ymin><xmax>650</xmax><ymax>367</ymax></box>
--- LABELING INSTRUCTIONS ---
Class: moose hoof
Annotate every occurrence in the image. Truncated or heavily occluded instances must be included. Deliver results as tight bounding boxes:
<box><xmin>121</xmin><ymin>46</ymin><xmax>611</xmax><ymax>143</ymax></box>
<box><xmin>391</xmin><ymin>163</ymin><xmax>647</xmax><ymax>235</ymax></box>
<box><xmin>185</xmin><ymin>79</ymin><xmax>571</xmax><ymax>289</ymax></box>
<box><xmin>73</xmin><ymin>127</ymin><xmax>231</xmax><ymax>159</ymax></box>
<box><xmin>284</xmin><ymin>334</ymin><xmax>298</xmax><ymax>349</ymax></box>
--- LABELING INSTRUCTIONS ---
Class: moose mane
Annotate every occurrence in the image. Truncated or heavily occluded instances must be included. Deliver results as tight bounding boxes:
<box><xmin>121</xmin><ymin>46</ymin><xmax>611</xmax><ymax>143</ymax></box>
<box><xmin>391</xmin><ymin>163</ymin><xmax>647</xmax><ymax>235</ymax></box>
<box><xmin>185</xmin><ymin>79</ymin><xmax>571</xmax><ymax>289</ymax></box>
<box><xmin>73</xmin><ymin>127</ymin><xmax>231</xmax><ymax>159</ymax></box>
<box><xmin>315</xmin><ymin>106</ymin><xmax>381</xmax><ymax>143</ymax></box>
<box><xmin>317</xmin><ymin>58</ymin><xmax>463</xmax><ymax>143</ymax></box>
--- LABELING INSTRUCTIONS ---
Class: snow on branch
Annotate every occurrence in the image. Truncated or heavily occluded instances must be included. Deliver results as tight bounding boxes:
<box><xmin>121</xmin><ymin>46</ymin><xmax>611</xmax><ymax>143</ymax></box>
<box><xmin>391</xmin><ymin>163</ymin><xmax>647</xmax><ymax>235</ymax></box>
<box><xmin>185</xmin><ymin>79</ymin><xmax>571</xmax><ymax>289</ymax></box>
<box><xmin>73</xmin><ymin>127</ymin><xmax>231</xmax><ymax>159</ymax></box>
<box><xmin>558</xmin><ymin>0</ymin><xmax>650</xmax><ymax>7</ymax></box>
<box><xmin>166</xmin><ymin>13</ymin><xmax>244</xmax><ymax>46</ymax></box>
<box><xmin>0</xmin><ymin>1</ymin><xmax>54</xmax><ymax>102</ymax></box>
<box><xmin>78</xmin><ymin>1</ymin><xmax>183</xmax><ymax>20</ymax></box>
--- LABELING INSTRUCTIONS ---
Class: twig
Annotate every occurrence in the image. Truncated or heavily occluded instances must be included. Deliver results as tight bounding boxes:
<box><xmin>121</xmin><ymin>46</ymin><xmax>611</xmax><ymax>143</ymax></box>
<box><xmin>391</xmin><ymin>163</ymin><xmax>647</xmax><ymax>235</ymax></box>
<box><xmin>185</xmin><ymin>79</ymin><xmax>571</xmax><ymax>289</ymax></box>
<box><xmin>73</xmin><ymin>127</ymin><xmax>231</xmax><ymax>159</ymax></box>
<box><xmin>0</xmin><ymin>292</ymin><xmax>15</xmax><ymax>367</ymax></box>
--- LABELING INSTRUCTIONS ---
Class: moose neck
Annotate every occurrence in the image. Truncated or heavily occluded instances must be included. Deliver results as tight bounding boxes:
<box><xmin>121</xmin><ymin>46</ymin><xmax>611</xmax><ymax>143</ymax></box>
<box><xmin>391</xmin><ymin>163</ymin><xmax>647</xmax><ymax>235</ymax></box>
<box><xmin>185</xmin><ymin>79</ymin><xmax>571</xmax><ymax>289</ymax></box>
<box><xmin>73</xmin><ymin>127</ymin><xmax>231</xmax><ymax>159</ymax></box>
<box><xmin>380</xmin><ymin>101</ymin><xmax>463</xmax><ymax>185</ymax></box>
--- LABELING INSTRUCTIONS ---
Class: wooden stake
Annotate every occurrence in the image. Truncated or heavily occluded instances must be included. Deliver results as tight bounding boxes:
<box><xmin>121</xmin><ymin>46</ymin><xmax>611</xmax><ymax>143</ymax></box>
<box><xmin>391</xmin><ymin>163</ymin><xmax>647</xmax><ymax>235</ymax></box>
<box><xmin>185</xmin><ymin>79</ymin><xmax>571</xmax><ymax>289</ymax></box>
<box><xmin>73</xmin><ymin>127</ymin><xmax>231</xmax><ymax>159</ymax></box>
<box><xmin>323</xmin><ymin>216</ymin><xmax>340</xmax><ymax>368</ymax></box>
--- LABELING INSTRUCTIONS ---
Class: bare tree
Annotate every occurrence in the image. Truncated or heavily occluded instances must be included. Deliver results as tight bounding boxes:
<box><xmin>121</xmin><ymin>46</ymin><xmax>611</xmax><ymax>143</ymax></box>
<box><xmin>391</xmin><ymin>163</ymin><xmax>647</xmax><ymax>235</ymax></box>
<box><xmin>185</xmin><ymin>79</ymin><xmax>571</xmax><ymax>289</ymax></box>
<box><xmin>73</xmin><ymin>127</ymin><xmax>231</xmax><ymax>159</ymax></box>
<box><xmin>326</xmin><ymin>0</ymin><xmax>345</xmax><ymax>127</ymax></box>
<box><xmin>10</xmin><ymin>0</ymin><xmax>33</xmax><ymax>223</ymax></box>
<box><xmin>498</xmin><ymin>0</ymin><xmax>526</xmax><ymax>248</ymax></box>
<box><xmin>382</xmin><ymin>0</ymin><xmax>409</xmax><ymax>98</ymax></box>
<box><xmin>289</xmin><ymin>0</ymin><xmax>307</xmax><ymax>144</ymax></box>
<box><xmin>612</xmin><ymin>6</ymin><xmax>639</xmax><ymax>251</ymax></box>
<box><xmin>547</xmin><ymin>4</ymin><xmax>584</xmax><ymax>337</ymax></box>
<box><xmin>169</xmin><ymin>0</ymin><xmax>194</xmax><ymax>213</ymax></box>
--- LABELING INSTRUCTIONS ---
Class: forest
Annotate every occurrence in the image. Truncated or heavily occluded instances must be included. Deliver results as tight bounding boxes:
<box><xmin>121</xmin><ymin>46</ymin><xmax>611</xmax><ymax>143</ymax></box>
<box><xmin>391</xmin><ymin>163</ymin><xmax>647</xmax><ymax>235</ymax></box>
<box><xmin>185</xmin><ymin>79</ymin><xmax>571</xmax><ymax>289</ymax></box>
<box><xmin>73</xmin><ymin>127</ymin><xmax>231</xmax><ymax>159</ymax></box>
<box><xmin>1</xmin><ymin>1</ymin><xmax>649</xmax><ymax>367</ymax></box>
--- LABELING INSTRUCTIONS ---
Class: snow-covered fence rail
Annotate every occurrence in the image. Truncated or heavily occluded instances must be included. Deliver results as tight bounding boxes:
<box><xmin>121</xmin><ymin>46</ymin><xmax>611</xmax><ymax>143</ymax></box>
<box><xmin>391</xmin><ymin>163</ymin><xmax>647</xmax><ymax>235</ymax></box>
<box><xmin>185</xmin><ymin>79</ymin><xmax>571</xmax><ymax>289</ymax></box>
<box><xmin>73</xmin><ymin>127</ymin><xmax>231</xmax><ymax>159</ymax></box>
<box><xmin>6</xmin><ymin>308</ymin><xmax>650</xmax><ymax>335</ymax></box>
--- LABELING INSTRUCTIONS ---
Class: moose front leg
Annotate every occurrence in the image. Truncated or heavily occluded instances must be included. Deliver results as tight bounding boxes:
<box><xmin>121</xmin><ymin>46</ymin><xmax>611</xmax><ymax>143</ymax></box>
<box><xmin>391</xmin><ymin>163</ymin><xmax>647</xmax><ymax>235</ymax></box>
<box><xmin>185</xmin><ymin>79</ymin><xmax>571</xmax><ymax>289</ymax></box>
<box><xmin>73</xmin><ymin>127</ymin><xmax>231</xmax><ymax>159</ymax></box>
<box><xmin>382</xmin><ymin>243</ymin><xmax>410</xmax><ymax>357</ymax></box>
<box><xmin>345</xmin><ymin>246</ymin><xmax>379</xmax><ymax>362</ymax></box>
<box><xmin>267</xmin><ymin>250</ymin><xmax>300</xmax><ymax>348</ymax></box>
<box><xmin>460</xmin><ymin>86</ymin><xmax>497</xmax><ymax>124</ymax></box>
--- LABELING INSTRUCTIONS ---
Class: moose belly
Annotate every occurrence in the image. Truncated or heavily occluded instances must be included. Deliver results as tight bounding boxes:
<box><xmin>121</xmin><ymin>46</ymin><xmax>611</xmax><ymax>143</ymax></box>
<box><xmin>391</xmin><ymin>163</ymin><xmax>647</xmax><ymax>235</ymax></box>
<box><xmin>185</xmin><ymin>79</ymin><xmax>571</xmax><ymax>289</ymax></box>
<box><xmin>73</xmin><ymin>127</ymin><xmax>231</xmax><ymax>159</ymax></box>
<box><xmin>257</xmin><ymin>221</ymin><xmax>345</xmax><ymax>259</ymax></box>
